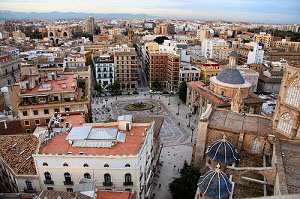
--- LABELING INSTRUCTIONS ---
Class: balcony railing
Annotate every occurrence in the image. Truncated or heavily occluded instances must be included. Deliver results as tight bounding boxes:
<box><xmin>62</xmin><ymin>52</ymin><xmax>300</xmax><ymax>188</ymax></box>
<box><xmin>64</xmin><ymin>181</ymin><xmax>74</xmax><ymax>185</ymax></box>
<box><xmin>44</xmin><ymin>180</ymin><xmax>54</xmax><ymax>185</ymax></box>
<box><xmin>103</xmin><ymin>182</ymin><xmax>113</xmax><ymax>186</ymax></box>
<box><xmin>123</xmin><ymin>182</ymin><xmax>133</xmax><ymax>186</ymax></box>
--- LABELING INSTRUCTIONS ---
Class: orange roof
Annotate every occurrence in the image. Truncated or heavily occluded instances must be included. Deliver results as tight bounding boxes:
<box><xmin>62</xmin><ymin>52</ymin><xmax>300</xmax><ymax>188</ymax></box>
<box><xmin>187</xmin><ymin>81</ymin><xmax>228</xmax><ymax>105</ymax></box>
<box><xmin>97</xmin><ymin>191</ymin><xmax>134</xmax><ymax>199</ymax></box>
<box><xmin>21</xmin><ymin>74</ymin><xmax>76</xmax><ymax>95</ymax></box>
<box><xmin>39</xmin><ymin>125</ymin><xmax>148</xmax><ymax>155</ymax></box>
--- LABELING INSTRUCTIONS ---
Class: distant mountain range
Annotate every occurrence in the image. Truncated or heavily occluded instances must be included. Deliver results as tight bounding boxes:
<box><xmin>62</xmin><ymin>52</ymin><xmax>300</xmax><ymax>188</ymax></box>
<box><xmin>0</xmin><ymin>10</ymin><xmax>157</xmax><ymax>20</ymax></box>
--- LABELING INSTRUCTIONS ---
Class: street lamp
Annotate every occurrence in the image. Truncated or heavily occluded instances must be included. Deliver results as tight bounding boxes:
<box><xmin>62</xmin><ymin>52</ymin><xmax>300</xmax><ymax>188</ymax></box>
<box><xmin>187</xmin><ymin>113</ymin><xmax>192</xmax><ymax>127</ymax></box>
<box><xmin>115</xmin><ymin>94</ymin><xmax>118</xmax><ymax>101</ymax></box>
<box><xmin>177</xmin><ymin>102</ymin><xmax>180</xmax><ymax>115</ymax></box>
<box><xmin>191</xmin><ymin>126</ymin><xmax>195</xmax><ymax>142</ymax></box>
<box><xmin>168</xmin><ymin>94</ymin><xmax>171</xmax><ymax>105</ymax></box>
<box><xmin>105</xmin><ymin>97</ymin><xmax>108</xmax><ymax>108</ymax></box>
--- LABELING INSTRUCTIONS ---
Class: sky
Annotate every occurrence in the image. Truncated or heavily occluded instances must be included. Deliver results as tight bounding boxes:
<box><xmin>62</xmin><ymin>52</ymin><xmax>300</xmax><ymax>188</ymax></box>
<box><xmin>0</xmin><ymin>0</ymin><xmax>299</xmax><ymax>24</ymax></box>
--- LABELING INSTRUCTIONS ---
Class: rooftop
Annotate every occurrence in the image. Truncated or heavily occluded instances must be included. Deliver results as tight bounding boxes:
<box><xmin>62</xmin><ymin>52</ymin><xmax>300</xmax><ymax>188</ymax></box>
<box><xmin>0</xmin><ymin>134</ymin><xmax>38</xmax><ymax>175</ymax></box>
<box><xmin>208</xmin><ymin>109</ymin><xmax>273</xmax><ymax>136</ymax></box>
<box><xmin>39</xmin><ymin>124</ymin><xmax>149</xmax><ymax>156</ymax></box>
<box><xmin>39</xmin><ymin>190</ymin><xmax>91</xmax><ymax>199</ymax></box>
<box><xmin>96</xmin><ymin>191</ymin><xmax>134</xmax><ymax>199</ymax></box>
<box><xmin>20</xmin><ymin>74</ymin><xmax>77</xmax><ymax>95</ymax></box>
<box><xmin>216</xmin><ymin>68</ymin><xmax>246</xmax><ymax>84</ymax></box>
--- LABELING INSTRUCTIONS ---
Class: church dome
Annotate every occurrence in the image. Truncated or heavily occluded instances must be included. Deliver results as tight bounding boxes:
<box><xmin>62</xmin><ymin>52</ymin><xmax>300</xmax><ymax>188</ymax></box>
<box><xmin>229</xmin><ymin>51</ymin><xmax>237</xmax><ymax>57</ymax></box>
<box><xmin>216</xmin><ymin>68</ymin><xmax>246</xmax><ymax>85</ymax></box>
<box><xmin>198</xmin><ymin>165</ymin><xmax>232</xmax><ymax>199</ymax></box>
<box><xmin>206</xmin><ymin>136</ymin><xmax>238</xmax><ymax>163</ymax></box>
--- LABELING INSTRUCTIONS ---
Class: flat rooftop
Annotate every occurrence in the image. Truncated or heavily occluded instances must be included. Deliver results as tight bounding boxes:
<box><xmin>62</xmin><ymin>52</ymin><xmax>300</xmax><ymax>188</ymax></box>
<box><xmin>97</xmin><ymin>191</ymin><xmax>134</xmax><ymax>199</ymax></box>
<box><xmin>20</xmin><ymin>74</ymin><xmax>77</xmax><ymax>95</ymax></box>
<box><xmin>39</xmin><ymin>125</ymin><xmax>149</xmax><ymax>156</ymax></box>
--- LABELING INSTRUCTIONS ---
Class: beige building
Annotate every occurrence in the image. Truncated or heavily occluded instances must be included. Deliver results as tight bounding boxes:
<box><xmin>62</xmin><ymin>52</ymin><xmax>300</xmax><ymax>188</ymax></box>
<box><xmin>0</xmin><ymin>53</ymin><xmax>21</xmax><ymax>87</ymax></box>
<box><xmin>47</xmin><ymin>25</ymin><xmax>72</xmax><ymax>44</ymax></box>
<box><xmin>114</xmin><ymin>48</ymin><xmax>138</xmax><ymax>90</ymax></box>
<box><xmin>8</xmin><ymin>67</ymin><xmax>91</xmax><ymax>133</ymax></box>
<box><xmin>154</xmin><ymin>24</ymin><xmax>168</xmax><ymax>35</ymax></box>
<box><xmin>85</xmin><ymin>16</ymin><xmax>96</xmax><ymax>34</ymax></box>
<box><xmin>272</xmin><ymin>40</ymin><xmax>300</xmax><ymax>51</ymax></box>
<box><xmin>253</xmin><ymin>32</ymin><xmax>273</xmax><ymax>47</ymax></box>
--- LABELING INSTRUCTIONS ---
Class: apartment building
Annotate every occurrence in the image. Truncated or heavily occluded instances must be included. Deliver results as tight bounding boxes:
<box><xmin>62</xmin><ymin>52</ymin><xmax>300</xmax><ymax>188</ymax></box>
<box><xmin>237</xmin><ymin>42</ymin><xmax>264</xmax><ymax>65</ymax></box>
<box><xmin>154</xmin><ymin>24</ymin><xmax>168</xmax><ymax>35</ymax></box>
<box><xmin>8</xmin><ymin>67</ymin><xmax>90</xmax><ymax>133</ymax></box>
<box><xmin>143</xmin><ymin>43</ymin><xmax>180</xmax><ymax>91</ymax></box>
<box><xmin>114</xmin><ymin>49</ymin><xmax>138</xmax><ymax>90</ymax></box>
<box><xmin>202</xmin><ymin>38</ymin><xmax>231</xmax><ymax>60</ymax></box>
<box><xmin>33</xmin><ymin>113</ymin><xmax>159</xmax><ymax>199</ymax></box>
<box><xmin>179</xmin><ymin>63</ymin><xmax>201</xmax><ymax>83</ymax></box>
<box><xmin>64</xmin><ymin>51</ymin><xmax>92</xmax><ymax>69</ymax></box>
<box><xmin>253</xmin><ymin>32</ymin><xmax>273</xmax><ymax>47</ymax></box>
<box><xmin>272</xmin><ymin>40</ymin><xmax>300</xmax><ymax>51</ymax></box>
<box><xmin>200</xmin><ymin>63</ymin><xmax>221</xmax><ymax>83</ymax></box>
<box><xmin>94</xmin><ymin>55</ymin><xmax>114</xmax><ymax>88</ymax></box>
<box><xmin>0</xmin><ymin>49</ymin><xmax>21</xmax><ymax>88</ymax></box>
<box><xmin>85</xmin><ymin>16</ymin><xmax>96</xmax><ymax>34</ymax></box>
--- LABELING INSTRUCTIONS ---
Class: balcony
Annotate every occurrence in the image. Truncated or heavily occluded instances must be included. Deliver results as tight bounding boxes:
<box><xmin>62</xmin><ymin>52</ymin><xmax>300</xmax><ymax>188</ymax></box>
<box><xmin>44</xmin><ymin>180</ymin><xmax>54</xmax><ymax>185</ymax></box>
<box><xmin>103</xmin><ymin>182</ymin><xmax>113</xmax><ymax>186</ymax></box>
<box><xmin>64</xmin><ymin>181</ymin><xmax>74</xmax><ymax>185</ymax></box>
<box><xmin>123</xmin><ymin>182</ymin><xmax>133</xmax><ymax>186</ymax></box>
<box><xmin>24</xmin><ymin>188</ymin><xmax>36</xmax><ymax>193</ymax></box>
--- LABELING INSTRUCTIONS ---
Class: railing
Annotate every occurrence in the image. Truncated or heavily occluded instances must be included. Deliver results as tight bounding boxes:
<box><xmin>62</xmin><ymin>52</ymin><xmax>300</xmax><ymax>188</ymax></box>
<box><xmin>64</xmin><ymin>181</ymin><xmax>74</xmax><ymax>185</ymax></box>
<box><xmin>23</xmin><ymin>188</ymin><xmax>36</xmax><ymax>193</ymax></box>
<box><xmin>44</xmin><ymin>180</ymin><xmax>54</xmax><ymax>185</ymax></box>
<box><xmin>123</xmin><ymin>182</ymin><xmax>133</xmax><ymax>186</ymax></box>
<box><xmin>103</xmin><ymin>182</ymin><xmax>113</xmax><ymax>186</ymax></box>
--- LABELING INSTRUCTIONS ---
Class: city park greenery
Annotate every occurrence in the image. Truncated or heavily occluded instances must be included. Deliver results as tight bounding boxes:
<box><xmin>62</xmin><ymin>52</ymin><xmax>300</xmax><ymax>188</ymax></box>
<box><xmin>178</xmin><ymin>81</ymin><xmax>187</xmax><ymax>103</ymax></box>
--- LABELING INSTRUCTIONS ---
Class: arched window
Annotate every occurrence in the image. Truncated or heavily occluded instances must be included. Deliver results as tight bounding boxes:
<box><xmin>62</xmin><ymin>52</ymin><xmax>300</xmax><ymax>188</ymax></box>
<box><xmin>104</xmin><ymin>163</ymin><xmax>109</xmax><ymax>168</ymax></box>
<box><xmin>63</xmin><ymin>163</ymin><xmax>68</xmax><ymax>167</ymax></box>
<box><xmin>43</xmin><ymin>162</ymin><xmax>48</xmax><ymax>166</ymax></box>
<box><xmin>84</xmin><ymin>173</ymin><xmax>91</xmax><ymax>179</ymax></box>
<box><xmin>83</xmin><ymin>163</ymin><xmax>89</xmax><ymax>167</ymax></box>
<box><xmin>125</xmin><ymin>173</ymin><xmax>132</xmax><ymax>183</ymax></box>
<box><xmin>104</xmin><ymin>173</ymin><xmax>111</xmax><ymax>184</ymax></box>
<box><xmin>286</xmin><ymin>77</ymin><xmax>300</xmax><ymax>107</ymax></box>
<box><xmin>44</xmin><ymin>172</ymin><xmax>52</xmax><ymax>181</ymax></box>
<box><xmin>64</xmin><ymin>172</ymin><xmax>72</xmax><ymax>182</ymax></box>
<box><xmin>278</xmin><ymin>113</ymin><xmax>292</xmax><ymax>135</ymax></box>
<box><xmin>125</xmin><ymin>164</ymin><xmax>131</xmax><ymax>168</ymax></box>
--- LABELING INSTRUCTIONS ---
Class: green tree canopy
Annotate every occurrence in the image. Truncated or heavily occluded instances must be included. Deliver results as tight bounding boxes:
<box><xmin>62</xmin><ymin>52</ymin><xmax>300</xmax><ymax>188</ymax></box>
<box><xmin>178</xmin><ymin>81</ymin><xmax>187</xmax><ymax>102</ymax></box>
<box><xmin>151</xmin><ymin>80</ymin><xmax>162</xmax><ymax>91</ymax></box>
<box><xmin>154</xmin><ymin>36</ymin><xmax>169</xmax><ymax>44</ymax></box>
<box><xmin>107</xmin><ymin>81</ymin><xmax>121</xmax><ymax>96</ymax></box>
<box><xmin>169</xmin><ymin>161</ymin><xmax>201</xmax><ymax>199</ymax></box>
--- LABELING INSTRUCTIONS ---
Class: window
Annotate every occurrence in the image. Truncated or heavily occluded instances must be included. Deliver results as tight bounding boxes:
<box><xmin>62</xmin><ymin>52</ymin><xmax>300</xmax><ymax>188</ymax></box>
<box><xmin>44</xmin><ymin>172</ymin><xmax>52</xmax><ymax>181</ymax></box>
<box><xmin>44</xmin><ymin>109</ymin><xmax>49</xmax><ymax>114</ymax></box>
<box><xmin>26</xmin><ymin>129</ymin><xmax>32</xmax><ymax>133</ymax></box>
<box><xmin>25</xmin><ymin>180</ymin><xmax>33</xmax><ymax>191</ymax></box>
<box><xmin>286</xmin><ymin>77</ymin><xmax>300</xmax><ymax>107</ymax></box>
<box><xmin>24</xmin><ymin>120</ymin><xmax>30</xmax><ymax>126</ymax></box>
<box><xmin>125</xmin><ymin>164</ymin><xmax>131</xmax><ymax>168</ymax></box>
<box><xmin>83</xmin><ymin>163</ymin><xmax>89</xmax><ymax>167</ymax></box>
<box><xmin>65</xmin><ymin>107</ymin><xmax>70</xmax><ymax>112</ymax></box>
<box><xmin>104</xmin><ymin>163</ymin><xmax>109</xmax><ymax>168</ymax></box>
<box><xmin>54</xmin><ymin>108</ymin><xmax>60</xmax><ymax>113</ymax></box>
<box><xmin>278</xmin><ymin>113</ymin><xmax>292</xmax><ymax>135</ymax></box>
<box><xmin>23</xmin><ymin>111</ymin><xmax>28</xmax><ymax>116</ymax></box>
<box><xmin>43</xmin><ymin>162</ymin><xmax>48</xmax><ymax>166</ymax></box>
<box><xmin>33</xmin><ymin>110</ymin><xmax>38</xmax><ymax>115</ymax></box>
<box><xmin>63</xmin><ymin>163</ymin><xmax>69</xmax><ymax>167</ymax></box>
<box><xmin>64</xmin><ymin>172</ymin><xmax>72</xmax><ymax>182</ymax></box>
<box><xmin>47</xmin><ymin>187</ymin><xmax>53</xmax><ymax>190</ymax></box>
<box><xmin>125</xmin><ymin>173</ymin><xmax>132</xmax><ymax>183</ymax></box>
<box><xmin>84</xmin><ymin>173</ymin><xmax>91</xmax><ymax>179</ymax></box>
<box><xmin>45</xmin><ymin>119</ymin><xmax>50</xmax><ymax>124</ymax></box>
<box><xmin>66</xmin><ymin>188</ymin><xmax>73</xmax><ymax>192</ymax></box>
<box><xmin>35</xmin><ymin>119</ymin><xmax>40</xmax><ymax>125</ymax></box>
<box><xmin>104</xmin><ymin>173</ymin><xmax>111</xmax><ymax>184</ymax></box>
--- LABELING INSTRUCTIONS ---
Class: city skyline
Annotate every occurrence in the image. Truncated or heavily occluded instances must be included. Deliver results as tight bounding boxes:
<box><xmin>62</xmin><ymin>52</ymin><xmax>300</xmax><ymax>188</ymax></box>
<box><xmin>0</xmin><ymin>0</ymin><xmax>299</xmax><ymax>24</ymax></box>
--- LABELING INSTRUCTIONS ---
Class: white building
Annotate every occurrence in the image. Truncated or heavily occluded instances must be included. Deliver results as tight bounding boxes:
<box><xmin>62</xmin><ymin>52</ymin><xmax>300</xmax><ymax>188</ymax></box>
<box><xmin>33</xmin><ymin>113</ymin><xmax>159</xmax><ymax>199</ymax></box>
<box><xmin>238</xmin><ymin>67</ymin><xmax>260</xmax><ymax>92</ymax></box>
<box><xmin>201</xmin><ymin>38</ymin><xmax>228</xmax><ymax>59</ymax></box>
<box><xmin>94</xmin><ymin>55</ymin><xmax>114</xmax><ymax>88</ymax></box>
<box><xmin>179</xmin><ymin>63</ymin><xmax>201</xmax><ymax>83</ymax></box>
<box><xmin>246</xmin><ymin>42</ymin><xmax>264</xmax><ymax>65</ymax></box>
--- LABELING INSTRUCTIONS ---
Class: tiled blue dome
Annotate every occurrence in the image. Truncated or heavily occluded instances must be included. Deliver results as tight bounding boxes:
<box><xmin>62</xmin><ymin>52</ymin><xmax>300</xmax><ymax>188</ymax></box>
<box><xmin>198</xmin><ymin>166</ymin><xmax>232</xmax><ymax>199</ymax></box>
<box><xmin>216</xmin><ymin>68</ymin><xmax>245</xmax><ymax>84</ymax></box>
<box><xmin>206</xmin><ymin>137</ymin><xmax>238</xmax><ymax>163</ymax></box>
<box><xmin>229</xmin><ymin>51</ymin><xmax>237</xmax><ymax>57</ymax></box>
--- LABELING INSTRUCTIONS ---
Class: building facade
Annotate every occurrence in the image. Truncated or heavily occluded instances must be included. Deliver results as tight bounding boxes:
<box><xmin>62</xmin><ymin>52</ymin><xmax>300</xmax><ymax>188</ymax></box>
<box><xmin>94</xmin><ymin>55</ymin><xmax>114</xmax><ymax>88</ymax></box>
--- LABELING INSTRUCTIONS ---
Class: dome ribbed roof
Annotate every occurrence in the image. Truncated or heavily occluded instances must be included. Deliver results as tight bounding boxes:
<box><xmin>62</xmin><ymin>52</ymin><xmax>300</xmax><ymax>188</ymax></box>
<box><xmin>229</xmin><ymin>51</ymin><xmax>237</xmax><ymax>57</ymax></box>
<box><xmin>198</xmin><ymin>166</ymin><xmax>232</xmax><ymax>199</ymax></box>
<box><xmin>206</xmin><ymin>136</ymin><xmax>238</xmax><ymax>163</ymax></box>
<box><xmin>216</xmin><ymin>68</ymin><xmax>245</xmax><ymax>84</ymax></box>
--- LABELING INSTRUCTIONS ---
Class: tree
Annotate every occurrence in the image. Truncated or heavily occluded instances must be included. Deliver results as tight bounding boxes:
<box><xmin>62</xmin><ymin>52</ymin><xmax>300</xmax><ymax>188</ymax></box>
<box><xmin>151</xmin><ymin>80</ymin><xmax>162</xmax><ymax>91</ymax></box>
<box><xmin>107</xmin><ymin>81</ymin><xmax>121</xmax><ymax>96</ymax></box>
<box><xmin>178</xmin><ymin>81</ymin><xmax>187</xmax><ymax>102</ymax></box>
<box><xmin>154</xmin><ymin>36</ymin><xmax>169</xmax><ymax>44</ymax></box>
<box><xmin>94</xmin><ymin>83</ymin><xmax>102</xmax><ymax>97</ymax></box>
<box><xmin>169</xmin><ymin>161</ymin><xmax>201</xmax><ymax>199</ymax></box>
